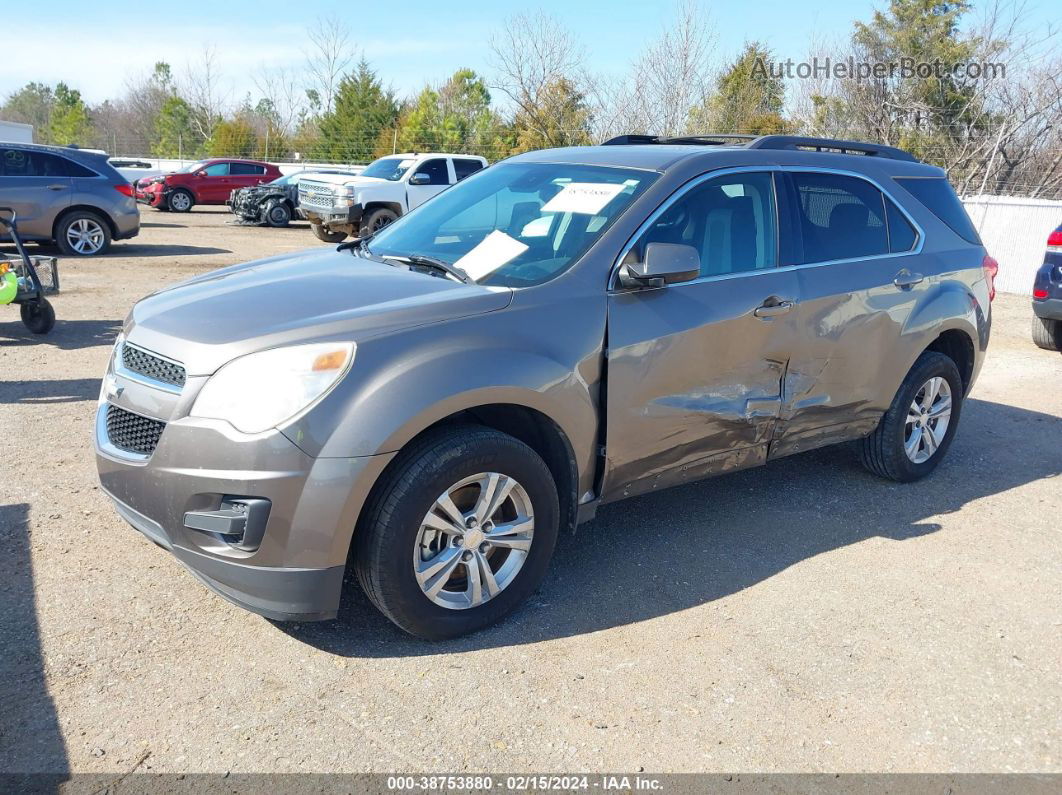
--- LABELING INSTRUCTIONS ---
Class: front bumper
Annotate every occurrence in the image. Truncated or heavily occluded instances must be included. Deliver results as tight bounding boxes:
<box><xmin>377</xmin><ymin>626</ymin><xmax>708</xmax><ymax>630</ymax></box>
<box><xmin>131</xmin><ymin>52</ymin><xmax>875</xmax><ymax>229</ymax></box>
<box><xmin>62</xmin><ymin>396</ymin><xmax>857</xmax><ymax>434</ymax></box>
<box><xmin>135</xmin><ymin>186</ymin><xmax>166</xmax><ymax>208</ymax></box>
<box><xmin>1033</xmin><ymin>297</ymin><xmax>1062</xmax><ymax>321</ymax></box>
<box><xmin>300</xmin><ymin>203</ymin><xmax>363</xmax><ymax>229</ymax></box>
<box><xmin>95</xmin><ymin>386</ymin><xmax>395</xmax><ymax>621</ymax></box>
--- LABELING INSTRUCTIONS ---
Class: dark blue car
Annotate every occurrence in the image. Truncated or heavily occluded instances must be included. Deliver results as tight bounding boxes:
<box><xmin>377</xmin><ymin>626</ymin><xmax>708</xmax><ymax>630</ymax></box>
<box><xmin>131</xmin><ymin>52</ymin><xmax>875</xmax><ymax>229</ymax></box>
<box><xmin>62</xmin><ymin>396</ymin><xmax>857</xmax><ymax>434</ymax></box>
<box><xmin>1032</xmin><ymin>224</ymin><xmax>1062</xmax><ymax>350</ymax></box>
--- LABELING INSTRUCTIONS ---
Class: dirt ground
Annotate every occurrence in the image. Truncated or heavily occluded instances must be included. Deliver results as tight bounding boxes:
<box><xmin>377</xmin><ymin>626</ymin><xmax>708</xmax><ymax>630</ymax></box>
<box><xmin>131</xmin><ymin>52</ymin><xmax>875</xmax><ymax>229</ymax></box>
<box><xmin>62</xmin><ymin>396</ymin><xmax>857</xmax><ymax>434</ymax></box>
<box><xmin>1</xmin><ymin>206</ymin><xmax>1059</xmax><ymax>775</ymax></box>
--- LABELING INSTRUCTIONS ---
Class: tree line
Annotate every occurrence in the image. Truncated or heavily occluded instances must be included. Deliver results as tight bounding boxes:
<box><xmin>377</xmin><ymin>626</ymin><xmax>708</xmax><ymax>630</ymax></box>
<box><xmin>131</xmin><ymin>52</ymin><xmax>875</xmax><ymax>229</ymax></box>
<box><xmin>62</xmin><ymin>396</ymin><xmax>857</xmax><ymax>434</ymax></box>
<box><xmin>2</xmin><ymin>1</ymin><xmax>1060</xmax><ymax>197</ymax></box>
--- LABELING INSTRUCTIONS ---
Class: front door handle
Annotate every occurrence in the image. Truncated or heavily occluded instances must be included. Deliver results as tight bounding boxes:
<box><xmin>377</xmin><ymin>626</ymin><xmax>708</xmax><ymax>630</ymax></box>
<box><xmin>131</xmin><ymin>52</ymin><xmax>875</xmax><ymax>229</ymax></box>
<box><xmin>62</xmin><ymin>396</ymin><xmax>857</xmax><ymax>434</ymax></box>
<box><xmin>893</xmin><ymin>270</ymin><xmax>924</xmax><ymax>289</ymax></box>
<box><xmin>47</xmin><ymin>184</ymin><xmax>67</xmax><ymax>191</ymax></box>
<box><xmin>753</xmin><ymin>300</ymin><xmax>794</xmax><ymax>318</ymax></box>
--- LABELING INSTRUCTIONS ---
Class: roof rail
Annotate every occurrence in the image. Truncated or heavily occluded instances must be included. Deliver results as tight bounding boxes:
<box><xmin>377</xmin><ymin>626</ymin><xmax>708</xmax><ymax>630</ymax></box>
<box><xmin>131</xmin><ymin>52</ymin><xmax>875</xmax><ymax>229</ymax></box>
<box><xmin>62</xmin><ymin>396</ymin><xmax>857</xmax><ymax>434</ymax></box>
<box><xmin>746</xmin><ymin>135</ymin><xmax>918</xmax><ymax>162</ymax></box>
<box><xmin>602</xmin><ymin>134</ymin><xmax>757</xmax><ymax>146</ymax></box>
<box><xmin>601</xmin><ymin>132</ymin><xmax>919</xmax><ymax>163</ymax></box>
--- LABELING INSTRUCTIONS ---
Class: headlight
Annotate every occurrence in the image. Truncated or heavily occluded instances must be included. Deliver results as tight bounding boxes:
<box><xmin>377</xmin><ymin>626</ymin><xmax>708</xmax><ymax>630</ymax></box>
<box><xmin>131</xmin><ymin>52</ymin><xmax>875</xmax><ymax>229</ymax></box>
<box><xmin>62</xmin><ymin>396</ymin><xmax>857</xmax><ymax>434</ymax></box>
<box><xmin>191</xmin><ymin>342</ymin><xmax>355</xmax><ymax>434</ymax></box>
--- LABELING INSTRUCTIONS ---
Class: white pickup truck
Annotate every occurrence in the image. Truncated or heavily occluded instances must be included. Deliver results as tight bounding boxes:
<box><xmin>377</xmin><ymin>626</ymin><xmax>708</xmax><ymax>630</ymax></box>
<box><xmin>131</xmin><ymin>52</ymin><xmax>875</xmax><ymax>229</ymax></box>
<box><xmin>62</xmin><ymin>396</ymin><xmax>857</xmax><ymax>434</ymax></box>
<box><xmin>297</xmin><ymin>152</ymin><xmax>488</xmax><ymax>242</ymax></box>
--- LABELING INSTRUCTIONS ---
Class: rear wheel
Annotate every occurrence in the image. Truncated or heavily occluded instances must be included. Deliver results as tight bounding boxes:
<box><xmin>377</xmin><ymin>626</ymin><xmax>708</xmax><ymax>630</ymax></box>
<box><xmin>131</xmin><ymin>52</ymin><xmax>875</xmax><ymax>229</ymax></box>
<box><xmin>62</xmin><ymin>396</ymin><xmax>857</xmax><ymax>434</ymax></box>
<box><xmin>1031</xmin><ymin>315</ymin><xmax>1062</xmax><ymax>351</ymax></box>
<box><xmin>55</xmin><ymin>211</ymin><xmax>111</xmax><ymax>256</ymax></box>
<box><xmin>354</xmin><ymin>425</ymin><xmax>559</xmax><ymax>639</ymax></box>
<box><xmin>860</xmin><ymin>351</ymin><xmax>963</xmax><ymax>482</ymax></box>
<box><xmin>311</xmin><ymin>224</ymin><xmax>346</xmax><ymax>243</ymax></box>
<box><xmin>167</xmin><ymin>189</ymin><xmax>194</xmax><ymax>212</ymax></box>
<box><xmin>264</xmin><ymin>200</ymin><xmax>292</xmax><ymax>228</ymax></box>
<box><xmin>20</xmin><ymin>298</ymin><xmax>56</xmax><ymax>334</ymax></box>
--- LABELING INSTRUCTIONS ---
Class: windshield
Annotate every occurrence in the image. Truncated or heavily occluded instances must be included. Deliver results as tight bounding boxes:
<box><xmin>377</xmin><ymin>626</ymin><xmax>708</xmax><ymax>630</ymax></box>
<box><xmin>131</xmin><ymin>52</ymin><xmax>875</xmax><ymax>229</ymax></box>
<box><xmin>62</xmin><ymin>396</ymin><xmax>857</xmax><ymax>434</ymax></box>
<box><xmin>177</xmin><ymin>160</ymin><xmax>207</xmax><ymax>174</ymax></box>
<box><xmin>360</xmin><ymin>157</ymin><xmax>416</xmax><ymax>181</ymax></box>
<box><xmin>366</xmin><ymin>162</ymin><xmax>656</xmax><ymax>287</ymax></box>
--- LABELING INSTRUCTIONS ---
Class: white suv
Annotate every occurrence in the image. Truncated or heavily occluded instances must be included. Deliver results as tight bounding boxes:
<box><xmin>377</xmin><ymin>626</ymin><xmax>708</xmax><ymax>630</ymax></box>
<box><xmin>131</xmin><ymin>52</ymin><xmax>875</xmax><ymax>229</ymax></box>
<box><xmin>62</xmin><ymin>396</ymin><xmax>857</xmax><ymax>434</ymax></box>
<box><xmin>298</xmin><ymin>152</ymin><xmax>487</xmax><ymax>242</ymax></box>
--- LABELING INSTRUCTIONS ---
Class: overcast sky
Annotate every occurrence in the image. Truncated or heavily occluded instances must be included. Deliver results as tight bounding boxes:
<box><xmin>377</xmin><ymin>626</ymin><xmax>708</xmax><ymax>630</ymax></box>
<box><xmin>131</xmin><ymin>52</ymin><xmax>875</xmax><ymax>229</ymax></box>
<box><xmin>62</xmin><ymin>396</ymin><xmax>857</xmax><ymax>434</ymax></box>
<box><xmin>2</xmin><ymin>0</ymin><xmax>1055</xmax><ymax>107</ymax></box>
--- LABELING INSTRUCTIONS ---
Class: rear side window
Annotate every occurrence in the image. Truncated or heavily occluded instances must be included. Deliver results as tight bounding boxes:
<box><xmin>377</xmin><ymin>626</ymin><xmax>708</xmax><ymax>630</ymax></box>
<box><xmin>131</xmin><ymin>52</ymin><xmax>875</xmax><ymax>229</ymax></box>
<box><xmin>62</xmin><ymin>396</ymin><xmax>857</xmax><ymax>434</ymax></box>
<box><xmin>453</xmin><ymin>158</ymin><xmax>484</xmax><ymax>181</ymax></box>
<box><xmin>791</xmin><ymin>172</ymin><xmax>887</xmax><ymax>263</ymax></box>
<box><xmin>0</xmin><ymin>149</ymin><xmax>97</xmax><ymax>177</ymax></box>
<box><xmin>895</xmin><ymin>177</ymin><xmax>980</xmax><ymax>244</ymax></box>
<box><xmin>885</xmin><ymin>198</ymin><xmax>917</xmax><ymax>252</ymax></box>
<box><xmin>230</xmin><ymin>162</ymin><xmax>265</xmax><ymax>176</ymax></box>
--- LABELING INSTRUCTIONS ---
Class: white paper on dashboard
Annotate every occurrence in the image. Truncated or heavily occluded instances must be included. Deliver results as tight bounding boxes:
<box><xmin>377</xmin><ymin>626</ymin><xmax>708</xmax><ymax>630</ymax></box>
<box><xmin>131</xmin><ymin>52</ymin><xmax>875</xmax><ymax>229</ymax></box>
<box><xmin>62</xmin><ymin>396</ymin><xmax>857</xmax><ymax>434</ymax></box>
<box><xmin>454</xmin><ymin>230</ymin><xmax>530</xmax><ymax>281</ymax></box>
<box><xmin>541</xmin><ymin>182</ymin><xmax>626</xmax><ymax>215</ymax></box>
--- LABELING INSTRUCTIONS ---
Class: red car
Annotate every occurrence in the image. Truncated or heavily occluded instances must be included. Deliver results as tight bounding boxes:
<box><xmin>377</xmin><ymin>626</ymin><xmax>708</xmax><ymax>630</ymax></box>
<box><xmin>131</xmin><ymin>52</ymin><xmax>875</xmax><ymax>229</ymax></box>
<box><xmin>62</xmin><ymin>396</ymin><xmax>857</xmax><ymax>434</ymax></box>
<box><xmin>135</xmin><ymin>158</ymin><xmax>281</xmax><ymax>212</ymax></box>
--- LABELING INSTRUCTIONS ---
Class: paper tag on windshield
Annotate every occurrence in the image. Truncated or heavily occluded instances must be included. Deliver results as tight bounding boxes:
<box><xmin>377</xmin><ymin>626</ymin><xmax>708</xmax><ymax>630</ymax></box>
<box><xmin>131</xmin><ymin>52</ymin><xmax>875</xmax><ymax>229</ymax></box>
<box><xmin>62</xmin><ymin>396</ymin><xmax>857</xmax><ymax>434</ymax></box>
<box><xmin>541</xmin><ymin>182</ymin><xmax>626</xmax><ymax>215</ymax></box>
<box><xmin>454</xmin><ymin>230</ymin><xmax>529</xmax><ymax>281</ymax></box>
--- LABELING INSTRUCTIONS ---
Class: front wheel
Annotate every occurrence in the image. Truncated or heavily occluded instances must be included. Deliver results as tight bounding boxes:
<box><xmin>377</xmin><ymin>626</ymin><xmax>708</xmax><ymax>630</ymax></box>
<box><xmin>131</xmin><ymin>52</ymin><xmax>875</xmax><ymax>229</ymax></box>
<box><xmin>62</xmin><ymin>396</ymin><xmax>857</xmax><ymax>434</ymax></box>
<box><xmin>311</xmin><ymin>224</ymin><xmax>346</xmax><ymax>243</ymax></box>
<box><xmin>354</xmin><ymin>425</ymin><xmax>559</xmax><ymax>639</ymax></box>
<box><xmin>264</xmin><ymin>200</ymin><xmax>292</xmax><ymax>228</ymax></box>
<box><xmin>860</xmin><ymin>351</ymin><xmax>963</xmax><ymax>482</ymax></box>
<box><xmin>359</xmin><ymin>207</ymin><xmax>398</xmax><ymax>237</ymax></box>
<box><xmin>167</xmin><ymin>189</ymin><xmax>194</xmax><ymax>212</ymax></box>
<box><xmin>21</xmin><ymin>298</ymin><xmax>56</xmax><ymax>334</ymax></box>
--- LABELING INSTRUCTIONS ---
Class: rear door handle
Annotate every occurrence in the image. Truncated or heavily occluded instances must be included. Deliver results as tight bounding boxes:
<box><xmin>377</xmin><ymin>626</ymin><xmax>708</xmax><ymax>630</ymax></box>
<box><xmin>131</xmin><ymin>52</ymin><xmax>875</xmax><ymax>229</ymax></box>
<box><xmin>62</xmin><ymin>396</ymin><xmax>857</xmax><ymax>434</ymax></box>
<box><xmin>893</xmin><ymin>270</ymin><xmax>924</xmax><ymax>289</ymax></box>
<box><xmin>753</xmin><ymin>300</ymin><xmax>794</xmax><ymax>318</ymax></box>
<box><xmin>47</xmin><ymin>184</ymin><xmax>67</xmax><ymax>191</ymax></box>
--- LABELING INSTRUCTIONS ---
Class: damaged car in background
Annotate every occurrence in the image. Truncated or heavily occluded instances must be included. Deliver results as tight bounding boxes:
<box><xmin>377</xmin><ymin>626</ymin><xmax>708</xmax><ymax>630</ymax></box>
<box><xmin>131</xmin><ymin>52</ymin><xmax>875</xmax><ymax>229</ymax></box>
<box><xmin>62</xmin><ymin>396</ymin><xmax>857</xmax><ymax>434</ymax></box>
<box><xmin>228</xmin><ymin>168</ymin><xmax>363</xmax><ymax>228</ymax></box>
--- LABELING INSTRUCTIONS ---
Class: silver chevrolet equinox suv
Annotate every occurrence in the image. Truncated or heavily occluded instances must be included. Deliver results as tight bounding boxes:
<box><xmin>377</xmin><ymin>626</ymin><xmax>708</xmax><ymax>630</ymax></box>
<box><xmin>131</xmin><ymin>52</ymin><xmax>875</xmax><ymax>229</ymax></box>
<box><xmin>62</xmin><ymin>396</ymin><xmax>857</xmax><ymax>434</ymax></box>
<box><xmin>95</xmin><ymin>135</ymin><xmax>995</xmax><ymax>639</ymax></box>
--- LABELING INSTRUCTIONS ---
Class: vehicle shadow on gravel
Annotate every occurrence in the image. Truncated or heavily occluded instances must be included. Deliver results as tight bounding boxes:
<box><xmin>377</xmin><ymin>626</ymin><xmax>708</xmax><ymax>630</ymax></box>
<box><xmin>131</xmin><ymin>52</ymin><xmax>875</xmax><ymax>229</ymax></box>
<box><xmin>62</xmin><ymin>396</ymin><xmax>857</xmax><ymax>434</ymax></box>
<box><xmin>283</xmin><ymin>397</ymin><xmax>1062</xmax><ymax>656</ymax></box>
<box><xmin>0</xmin><ymin>318</ymin><xmax>120</xmax><ymax>350</ymax></box>
<box><xmin>105</xmin><ymin>244</ymin><xmax>232</xmax><ymax>258</ymax></box>
<box><xmin>0</xmin><ymin>377</ymin><xmax>101</xmax><ymax>404</ymax></box>
<box><xmin>0</xmin><ymin>503</ymin><xmax>69</xmax><ymax>775</ymax></box>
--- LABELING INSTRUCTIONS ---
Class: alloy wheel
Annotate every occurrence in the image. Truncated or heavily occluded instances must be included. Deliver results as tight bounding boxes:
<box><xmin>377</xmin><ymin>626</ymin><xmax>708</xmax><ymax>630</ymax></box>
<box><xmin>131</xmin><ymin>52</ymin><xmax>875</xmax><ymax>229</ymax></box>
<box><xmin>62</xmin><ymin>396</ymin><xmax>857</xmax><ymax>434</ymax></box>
<box><xmin>170</xmin><ymin>192</ymin><xmax>191</xmax><ymax>211</ymax></box>
<box><xmin>904</xmin><ymin>376</ymin><xmax>953</xmax><ymax>464</ymax></box>
<box><xmin>413</xmin><ymin>472</ymin><xmax>535</xmax><ymax>610</ymax></box>
<box><xmin>65</xmin><ymin>218</ymin><xmax>106</xmax><ymax>254</ymax></box>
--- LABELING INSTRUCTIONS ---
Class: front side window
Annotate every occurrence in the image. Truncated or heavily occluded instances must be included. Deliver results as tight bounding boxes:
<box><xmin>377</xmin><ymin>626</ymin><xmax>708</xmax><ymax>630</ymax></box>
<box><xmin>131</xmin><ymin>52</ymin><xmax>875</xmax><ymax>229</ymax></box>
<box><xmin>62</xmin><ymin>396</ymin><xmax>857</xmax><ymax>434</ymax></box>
<box><xmin>634</xmin><ymin>171</ymin><xmax>778</xmax><ymax>277</ymax></box>
<box><xmin>203</xmin><ymin>163</ymin><xmax>229</xmax><ymax>177</ymax></box>
<box><xmin>414</xmin><ymin>159</ymin><xmax>450</xmax><ymax>185</ymax></box>
<box><xmin>367</xmin><ymin>162</ymin><xmax>656</xmax><ymax>287</ymax></box>
<box><xmin>791</xmin><ymin>172</ymin><xmax>888</xmax><ymax>263</ymax></box>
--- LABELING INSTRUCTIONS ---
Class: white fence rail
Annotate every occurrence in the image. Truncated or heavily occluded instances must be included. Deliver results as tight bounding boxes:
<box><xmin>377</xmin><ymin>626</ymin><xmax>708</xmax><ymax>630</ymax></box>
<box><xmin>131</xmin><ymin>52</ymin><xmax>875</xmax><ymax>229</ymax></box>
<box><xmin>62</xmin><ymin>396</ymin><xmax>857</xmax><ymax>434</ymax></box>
<box><xmin>963</xmin><ymin>195</ymin><xmax>1060</xmax><ymax>295</ymax></box>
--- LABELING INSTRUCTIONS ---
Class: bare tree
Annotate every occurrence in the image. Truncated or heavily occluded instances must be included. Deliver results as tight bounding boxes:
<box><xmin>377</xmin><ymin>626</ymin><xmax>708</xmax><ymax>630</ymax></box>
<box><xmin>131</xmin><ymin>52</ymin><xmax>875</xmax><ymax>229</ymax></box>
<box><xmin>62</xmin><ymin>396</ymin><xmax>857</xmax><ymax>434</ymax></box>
<box><xmin>252</xmin><ymin>65</ymin><xmax>307</xmax><ymax>135</ymax></box>
<box><xmin>183</xmin><ymin>45</ymin><xmax>228</xmax><ymax>143</ymax></box>
<box><xmin>304</xmin><ymin>14</ymin><xmax>354</xmax><ymax>115</ymax></box>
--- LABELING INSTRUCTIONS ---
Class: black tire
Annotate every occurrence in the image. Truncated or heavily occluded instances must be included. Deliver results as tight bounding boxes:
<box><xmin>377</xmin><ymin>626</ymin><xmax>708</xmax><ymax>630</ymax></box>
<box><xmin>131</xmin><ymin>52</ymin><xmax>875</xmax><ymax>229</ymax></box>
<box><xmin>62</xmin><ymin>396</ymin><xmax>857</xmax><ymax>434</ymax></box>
<box><xmin>167</xmin><ymin>189</ymin><xmax>194</xmax><ymax>213</ymax></box>
<box><xmin>20</xmin><ymin>298</ymin><xmax>56</xmax><ymax>334</ymax></box>
<box><xmin>1031</xmin><ymin>315</ymin><xmax>1062</xmax><ymax>351</ymax></box>
<box><xmin>359</xmin><ymin>207</ymin><xmax>399</xmax><ymax>237</ymax></box>
<box><xmin>311</xmin><ymin>224</ymin><xmax>346</xmax><ymax>243</ymax></box>
<box><xmin>859</xmin><ymin>351</ymin><xmax>963</xmax><ymax>482</ymax></box>
<box><xmin>264</xmin><ymin>199</ymin><xmax>292</xmax><ymax>228</ymax></box>
<box><xmin>354</xmin><ymin>425</ymin><xmax>560</xmax><ymax>640</ymax></box>
<box><xmin>54</xmin><ymin>210</ymin><xmax>111</xmax><ymax>256</ymax></box>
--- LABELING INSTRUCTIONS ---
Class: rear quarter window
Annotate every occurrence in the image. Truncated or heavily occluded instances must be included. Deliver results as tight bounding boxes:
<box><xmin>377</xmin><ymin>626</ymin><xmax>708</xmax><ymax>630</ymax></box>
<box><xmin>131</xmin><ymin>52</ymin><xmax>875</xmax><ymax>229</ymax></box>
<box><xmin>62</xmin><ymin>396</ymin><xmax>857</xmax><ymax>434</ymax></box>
<box><xmin>895</xmin><ymin>177</ymin><xmax>981</xmax><ymax>244</ymax></box>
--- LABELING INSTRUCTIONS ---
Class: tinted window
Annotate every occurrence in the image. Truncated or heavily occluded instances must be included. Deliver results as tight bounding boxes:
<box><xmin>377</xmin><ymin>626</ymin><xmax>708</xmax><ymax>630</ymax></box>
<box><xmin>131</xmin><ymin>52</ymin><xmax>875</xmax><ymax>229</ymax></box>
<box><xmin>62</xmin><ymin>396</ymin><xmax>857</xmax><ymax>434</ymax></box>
<box><xmin>230</xmin><ymin>162</ymin><xmax>265</xmax><ymax>176</ymax></box>
<box><xmin>636</xmin><ymin>171</ymin><xmax>777</xmax><ymax>277</ymax></box>
<box><xmin>885</xmin><ymin>198</ymin><xmax>917</xmax><ymax>252</ymax></box>
<box><xmin>414</xmin><ymin>159</ymin><xmax>450</xmax><ymax>186</ymax></box>
<box><xmin>895</xmin><ymin>177</ymin><xmax>980</xmax><ymax>244</ymax></box>
<box><xmin>791</xmin><ymin>172</ymin><xmax>887</xmax><ymax>263</ymax></box>
<box><xmin>203</xmin><ymin>163</ymin><xmax>229</xmax><ymax>176</ymax></box>
<box><xmin>453</xmin><ymin>158</ymin><xmax>484</xmax><ymax>181</ymax></box>
<box><xmin>0</xmin><ymin>148</ymin><xmax>96</xmax><ymax>177</ymax></box>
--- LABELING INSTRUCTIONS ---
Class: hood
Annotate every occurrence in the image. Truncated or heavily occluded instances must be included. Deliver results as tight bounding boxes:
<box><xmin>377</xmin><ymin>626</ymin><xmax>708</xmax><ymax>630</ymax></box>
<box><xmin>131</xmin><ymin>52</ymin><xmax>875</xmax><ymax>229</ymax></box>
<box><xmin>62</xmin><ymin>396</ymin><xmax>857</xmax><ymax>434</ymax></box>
<box><xmin>300</xmin><ymin>173</ymin><xmax>386</xmax><ymax>188</ymax></box>
<box><xmin>127</xmin><ymin>247</ymin><xmax>512</xmax><ymax>375</ymax></box>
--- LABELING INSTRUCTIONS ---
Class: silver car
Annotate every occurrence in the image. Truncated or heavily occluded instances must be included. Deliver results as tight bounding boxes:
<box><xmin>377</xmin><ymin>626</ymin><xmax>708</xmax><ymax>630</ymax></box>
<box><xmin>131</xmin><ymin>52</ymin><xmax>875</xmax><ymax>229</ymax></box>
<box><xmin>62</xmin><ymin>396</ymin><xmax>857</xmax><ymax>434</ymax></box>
<box><xmin>0</xmin><ymin>143</ymin><xmax>140</xmax><ymax>255</ymax></box>
<box><xmin>95</xmin><ymin>135</ymin><xmax>994</xmax><ymax>639</ymax></box>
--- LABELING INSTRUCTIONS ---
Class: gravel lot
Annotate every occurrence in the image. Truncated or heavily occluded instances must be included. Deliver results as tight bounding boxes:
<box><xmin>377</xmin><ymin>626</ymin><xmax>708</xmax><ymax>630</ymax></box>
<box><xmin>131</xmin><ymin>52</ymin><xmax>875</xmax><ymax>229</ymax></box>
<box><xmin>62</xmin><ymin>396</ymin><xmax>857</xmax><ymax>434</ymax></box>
<box><xmin>1</xmin><ymin>207</ymin><xmax>1059</xmax><ymax>775</ymax></box>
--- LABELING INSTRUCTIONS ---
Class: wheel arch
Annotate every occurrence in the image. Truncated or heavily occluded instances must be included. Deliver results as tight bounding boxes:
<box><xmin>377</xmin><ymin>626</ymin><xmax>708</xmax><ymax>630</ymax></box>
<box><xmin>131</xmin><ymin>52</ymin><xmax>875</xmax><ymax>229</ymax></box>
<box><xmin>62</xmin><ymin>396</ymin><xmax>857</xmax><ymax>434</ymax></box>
<box><xmin>363</xmin><ymin>201</ymin><xmax>403</xmax><ymax>218</ymax></box>
<box><xmin>52</xmin><ymin>204</ymin><xmax>117</xmax><ymax>241</ymax></box>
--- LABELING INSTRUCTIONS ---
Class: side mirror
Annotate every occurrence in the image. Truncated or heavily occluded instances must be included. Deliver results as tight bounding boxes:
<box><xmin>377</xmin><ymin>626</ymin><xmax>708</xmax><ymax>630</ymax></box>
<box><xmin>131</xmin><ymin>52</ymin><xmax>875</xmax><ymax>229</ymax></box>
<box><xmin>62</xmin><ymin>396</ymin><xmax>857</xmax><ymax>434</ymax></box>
<box><xmin>196</xmin><ymin>170</ymin><xmax>208</xmax><ymax>178</ymax></box>
<box><xmin>409</xmin><ymin>172</ymin><xmax>430</xmax><ymax>185</ymax></box>
<box><xmin>618</xmin><ymin>242</ymin><xmax>701</xmax><ymax>289</ymax></box>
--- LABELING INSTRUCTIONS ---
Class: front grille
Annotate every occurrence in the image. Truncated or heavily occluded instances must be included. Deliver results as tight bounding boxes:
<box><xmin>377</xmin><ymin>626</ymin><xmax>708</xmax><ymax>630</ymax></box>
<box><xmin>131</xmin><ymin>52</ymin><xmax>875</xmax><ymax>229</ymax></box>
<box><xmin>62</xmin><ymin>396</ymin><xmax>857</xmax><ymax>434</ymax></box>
<box><xmin>298</xmin><ymin>181</ymin><xmax>336</xmax><ymax>210</ymax></box>
<box><xmin>106</xmin><ymin>405</ymin><xmax>166</xmax><ymax>456</ymax></box>
<box><xmin>121</xmin><ymin>343</ymin><xmax>186</xmax><ymax>387</ymax></box>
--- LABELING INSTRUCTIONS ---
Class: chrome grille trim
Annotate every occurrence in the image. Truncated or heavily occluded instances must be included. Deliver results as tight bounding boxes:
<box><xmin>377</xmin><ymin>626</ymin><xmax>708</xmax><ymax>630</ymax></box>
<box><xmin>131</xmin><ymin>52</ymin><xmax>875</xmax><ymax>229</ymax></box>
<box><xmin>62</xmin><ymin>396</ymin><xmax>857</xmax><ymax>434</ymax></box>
<box><xmin>121</xmin><ymin>342</ymin><xmax>186</xmax><ymax>388</ymax></box>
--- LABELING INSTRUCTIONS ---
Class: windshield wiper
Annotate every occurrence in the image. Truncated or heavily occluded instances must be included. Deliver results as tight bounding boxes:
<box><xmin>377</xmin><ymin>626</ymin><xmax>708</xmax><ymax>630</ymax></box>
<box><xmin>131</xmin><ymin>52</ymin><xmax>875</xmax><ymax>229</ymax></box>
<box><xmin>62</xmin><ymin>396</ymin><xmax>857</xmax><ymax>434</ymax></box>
<box><xmin>383</xmin><ymin>254</ymin><xmax>474</xmax><ymax>285</ymax></box>
<box><xmin>337</xmin><ymin>235</ymin><xmax>372</xmax><ymax>253</ymax></box>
